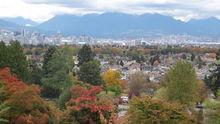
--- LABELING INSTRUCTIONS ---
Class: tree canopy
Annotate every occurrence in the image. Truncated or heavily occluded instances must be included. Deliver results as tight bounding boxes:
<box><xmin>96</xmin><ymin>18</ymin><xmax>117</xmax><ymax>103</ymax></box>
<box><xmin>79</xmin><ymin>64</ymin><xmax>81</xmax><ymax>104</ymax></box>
<box><xmin>78</xmin><ymin>60</ymin><xmax>102</xmax><ymax>86</ymax></box>
<box><xmin>77</xmin><ymin>44</ymin><xmax>94</xmax><ymax>66</ymax></box>
<box><xmin>0</xmin><ymin>41</ymin><xmax>29</xmax><ymax>82</ymax></box>
<box><xmin>42</xmin><ymin>46</ymin><xmax>73</xmax><ymax>98</ymax></box>
<box><xmin>166</xmin><ymin>60</ymin><xmax>197</xmax><ymax>105</ymax></box>
<box><xmin>128</xmin><ymin>96</ymin><xmax>196</xmax><ymax>124</ymax></box>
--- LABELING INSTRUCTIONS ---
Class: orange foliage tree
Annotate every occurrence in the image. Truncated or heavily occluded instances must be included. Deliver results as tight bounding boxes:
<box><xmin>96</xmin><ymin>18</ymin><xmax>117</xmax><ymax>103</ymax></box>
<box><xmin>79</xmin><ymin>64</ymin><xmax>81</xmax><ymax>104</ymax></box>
<box><xmin>0</xmin><ymin>67</ymin><xmax>59</xmax><ymax>124</ymax></box>
<box><xmin>0</xmin><ymin>67</ymin><xmax>27</xmax><ymax>94</ymax></box>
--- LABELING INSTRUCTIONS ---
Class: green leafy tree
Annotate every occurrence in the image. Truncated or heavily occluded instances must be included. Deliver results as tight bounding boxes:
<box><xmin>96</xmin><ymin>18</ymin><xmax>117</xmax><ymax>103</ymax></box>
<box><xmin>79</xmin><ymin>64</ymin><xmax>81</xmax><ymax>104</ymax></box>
<box><xmin>58</xmin><ymin>88</ymin><xmax>71</xmax><ymax>110</ymax></box>
<box><xmin>0</xmin><ymin>103</ymin><xmax>9</xmax><ymax>124</ymax></box>
<box><xmin>61</xmin><ymin>44</ymin><xmax>75</xmax><ymax>72</ymax></box>
<box><xmin>78</xmin><ymin>60</ymin><xmax>102</xmax><ymax>86</ymax></box>
<box><xmin>0</xmin><ymin>82</ymin><xmax>9</xmax><ymax>124</ymax></box>
<box><xmin>77</xmin><ymin>45</ymin><xmax>94</xmax><ymax>66</ymax></box>
<box><xmin>167</xmin><ymin>60</ymin><xmax>197</xmax><ymax>106</ymax></box>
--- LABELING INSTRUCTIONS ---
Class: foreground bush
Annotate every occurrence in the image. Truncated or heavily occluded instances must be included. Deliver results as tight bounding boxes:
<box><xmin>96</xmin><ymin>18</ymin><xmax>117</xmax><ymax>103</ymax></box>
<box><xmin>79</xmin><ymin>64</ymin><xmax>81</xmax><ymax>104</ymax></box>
<box><xmin>61</xmin><ymin>85</ymin><xmax>115</xmax><ymax>124</ymax></box>
<box><xmin>128</xmin><ymin>96</ymin><xmax>196</xmax><ymax>124</ymax></box>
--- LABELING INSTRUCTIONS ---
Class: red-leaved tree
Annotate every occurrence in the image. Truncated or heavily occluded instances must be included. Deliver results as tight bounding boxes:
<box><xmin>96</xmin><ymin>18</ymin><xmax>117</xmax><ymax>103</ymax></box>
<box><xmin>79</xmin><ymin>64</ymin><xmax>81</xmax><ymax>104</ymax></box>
<box><xmin>65</xmin><ymin>85</ymin><xmax>114</xmax><ymax>124</ymax></box>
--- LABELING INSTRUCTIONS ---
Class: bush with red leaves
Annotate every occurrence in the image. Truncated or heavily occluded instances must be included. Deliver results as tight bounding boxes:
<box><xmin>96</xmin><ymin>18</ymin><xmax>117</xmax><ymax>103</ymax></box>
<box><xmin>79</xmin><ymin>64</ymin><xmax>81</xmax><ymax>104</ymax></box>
<box><xmin>63</xmin><ymin>85</ymin><xmax>114</xmax><ymax>124</ymax></box>
<box><xmin>0</xmin><ymin>67</ymin><xmax>27</xmax><ymax>93</ymax></box>
<box><xmin>0</xmin><ymin>68</ymin><xmax>58</xmax><ymax>124</ymax></box>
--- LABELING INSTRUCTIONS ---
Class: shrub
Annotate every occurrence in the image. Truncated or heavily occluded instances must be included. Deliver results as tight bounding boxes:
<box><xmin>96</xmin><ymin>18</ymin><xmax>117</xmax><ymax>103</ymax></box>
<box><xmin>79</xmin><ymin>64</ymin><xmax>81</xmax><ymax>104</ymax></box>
<box><xmin>128</xmin><ymin>96</ymin><xmax>196</xmax><ymax>124</ymax></box>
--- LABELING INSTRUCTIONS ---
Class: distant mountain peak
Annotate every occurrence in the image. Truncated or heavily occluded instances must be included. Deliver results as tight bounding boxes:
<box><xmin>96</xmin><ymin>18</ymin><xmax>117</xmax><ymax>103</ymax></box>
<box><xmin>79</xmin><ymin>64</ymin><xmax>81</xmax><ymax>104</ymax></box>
<box><xmin>1</xmin><ymin>17</ymin><xmax>38</xmax><ymax>27</ymax></box>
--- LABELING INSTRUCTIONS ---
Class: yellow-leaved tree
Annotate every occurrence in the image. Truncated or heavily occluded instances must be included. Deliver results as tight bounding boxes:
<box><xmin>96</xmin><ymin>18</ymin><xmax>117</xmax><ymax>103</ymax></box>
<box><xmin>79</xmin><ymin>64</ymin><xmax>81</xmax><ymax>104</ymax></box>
<box><xmin>103</xmin><ymin>69</ymin><xmax>122</xmax><ymax>96</ymax></box>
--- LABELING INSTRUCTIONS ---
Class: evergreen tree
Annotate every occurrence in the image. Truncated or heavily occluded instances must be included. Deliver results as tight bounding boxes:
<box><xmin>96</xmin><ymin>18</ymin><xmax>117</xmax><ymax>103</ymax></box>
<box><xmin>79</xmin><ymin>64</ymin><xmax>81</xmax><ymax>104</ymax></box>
<box><xmin>7</xmin><ymin>41</ymin><xmax>29</xmax><ymax>81</ymax></box>
<box><xmin>28</xmin><ymin>60</ymin><xmax>42</xmax><ymax>85</ymax></box>
<box><xmin>191</xmin><ymin>53</ymin><xmax>195</xmax><ymax>61</ymax></box>
<box><xmin>42</xmin><ymin>46</ymin><xmax>56</xmax><ymax>75</ymax></box>
<box><xmin>181</xmin><ymin>53</ymin><xmax>187</xmax><ymax>60</ymax></box>
<box><xmin>216</xmin><ymin>49</ymin><xmax>220</xmax><ymax>60</ymax></box>
<box><xmin>119</xmin><ymin>60</ymin><xmax>124</xmax><ymax>67</ymax></box>
<box><xmin>78</xmin><ymin>60</ymin><xmax>102</xmax><ymax>86</ymax></box>
<box><xmin>0</xmin><ymin>41</ymin><xmax>8</xmax><ymax>68</ymax></box>
<box><xmin>77</xmin><ymin>45</ymin><xmax>94</xmax><ymax>66</ymax></box>
<box><xmin>149</xmin><ymin>55</ymin><xmax>160</xmax><ymax>66</ymax></box>
<box><xmin>61</xmin><ymin>44</ymin><xmax>75</xmax><ymax>72</ymax></box>
<box><xmin>167</xmin><ymin>60</ymin><xmax>197</xmax><ymax>106</ymax></box>
<box><xmin>42</xmin><ymin>48</ymin><xmax>72</xmax><ymax>98</ymax></box>
<box><xmin>205</xmin><ymin>50</ymin><xmax>220</xmax><ymax>96</ymax></box>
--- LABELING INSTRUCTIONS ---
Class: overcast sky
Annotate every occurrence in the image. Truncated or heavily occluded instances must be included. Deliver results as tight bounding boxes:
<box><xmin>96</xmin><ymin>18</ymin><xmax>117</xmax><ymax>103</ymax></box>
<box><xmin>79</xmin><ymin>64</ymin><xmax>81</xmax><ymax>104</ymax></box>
<box><xmin>0</xmin><ymin>0</ymin><xmax>220</xmax><ymax>22</ymax></box>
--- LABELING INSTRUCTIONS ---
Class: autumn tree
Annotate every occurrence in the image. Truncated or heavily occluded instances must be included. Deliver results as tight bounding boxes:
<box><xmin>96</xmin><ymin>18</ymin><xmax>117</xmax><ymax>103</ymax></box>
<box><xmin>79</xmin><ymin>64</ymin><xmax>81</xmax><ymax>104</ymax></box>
<box><xmin>0</xmin><ymin>67</ymin><xmax>27</xmax><ymax>94</ymax></box>
<box><xmin>167</xmin><ymin>60</ymin><xmax>197</xmax><ymax>106</ymax></box>
<box><xmin>0</xmin><ymin>68</ymin><xmax>60</xmax><ymax>124</ymax></box>
<box><xmin>103</xmin><ymin>69</ymin><xmax>122</xmax><ymax>95</ymax></box>
<box><xmin>78</xmin><ymin>60</ymin><xmax>102</xmax><ymax>86</ymax></box>
<box><xmin>128</xmin><ymin>72</ymin><xmax>150</xmax><ymax>98</ymax></box>
<box><xmin>63</xmin><ymin>85</ymin><xmax>114</xmax><ymax>124</ymax></box>
<box><xmin>196</xmin><ymin>80</ymin><xmax>208</xmax><ymax>103</ymax></box>
<box><xmin>77</xmin><ymin>44</ymin><xmax>94</xmax><ymax>66</ymax></box>
<box><xmin>128</xmin><ymin>96</ymin><xmax>196</xmax><ymax>124</ymax></box>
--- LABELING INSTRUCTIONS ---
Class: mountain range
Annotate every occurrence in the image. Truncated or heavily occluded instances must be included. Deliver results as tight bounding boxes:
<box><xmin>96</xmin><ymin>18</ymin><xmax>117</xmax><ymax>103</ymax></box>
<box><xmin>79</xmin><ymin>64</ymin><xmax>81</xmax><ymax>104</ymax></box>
<box><xmin>0</xmin><ymin>13</ymin><xmax>220</xmax><ymax>37</ymax></box>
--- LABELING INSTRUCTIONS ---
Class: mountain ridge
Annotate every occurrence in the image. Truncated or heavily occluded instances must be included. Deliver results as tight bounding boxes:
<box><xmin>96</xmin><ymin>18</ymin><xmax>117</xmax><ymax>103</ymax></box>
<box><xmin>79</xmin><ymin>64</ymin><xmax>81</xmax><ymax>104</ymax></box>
<box><xmin>37</xmin><ymin>13</ymin><xmax>220</xmax><ymax>37</ymax></box>
<box><xmin>0</xmin><ymin>13</ymin><xmax>220</xmax><ymax>37</ymax></box>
